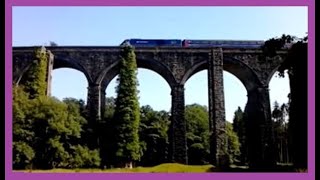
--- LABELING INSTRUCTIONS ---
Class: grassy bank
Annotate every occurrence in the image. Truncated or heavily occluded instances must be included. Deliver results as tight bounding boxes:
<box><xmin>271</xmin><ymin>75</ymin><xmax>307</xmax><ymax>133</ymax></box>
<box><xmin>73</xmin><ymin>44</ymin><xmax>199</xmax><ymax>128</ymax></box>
<box><xmin>17</xmin><ymin>163</ymin><xmax>214</xmax><ymax>173</ymax></box>
<box><xmin>16</xmin><ymin>163</ymin><xmax>303</xmax><ymax>173</ymax></box>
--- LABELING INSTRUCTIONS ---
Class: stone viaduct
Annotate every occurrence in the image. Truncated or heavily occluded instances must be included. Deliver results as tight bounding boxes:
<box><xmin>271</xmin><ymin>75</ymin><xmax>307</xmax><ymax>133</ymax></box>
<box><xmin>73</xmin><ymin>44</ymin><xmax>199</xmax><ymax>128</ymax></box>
<box><xmin>13</xmin><ymin>46</ymin><xmax>290</xmax><ymax>168</ymax></box>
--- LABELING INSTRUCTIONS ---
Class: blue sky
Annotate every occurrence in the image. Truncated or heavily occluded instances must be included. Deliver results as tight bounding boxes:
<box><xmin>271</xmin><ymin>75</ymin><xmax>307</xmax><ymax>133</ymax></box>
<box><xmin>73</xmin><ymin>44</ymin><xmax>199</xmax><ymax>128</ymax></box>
<box><xmin>12</xmin><ymin>6</ymin><xmax>308</xmax><ymax>121</ymax></box>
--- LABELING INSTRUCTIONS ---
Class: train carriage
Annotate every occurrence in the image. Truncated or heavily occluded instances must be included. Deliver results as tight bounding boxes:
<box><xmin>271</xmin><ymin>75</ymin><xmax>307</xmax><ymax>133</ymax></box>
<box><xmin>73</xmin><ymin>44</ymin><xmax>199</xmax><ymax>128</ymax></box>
<box><xmin>121</xmin><ymin>39</ymin><xmax>182</xmax><ymax>47</ymax></box>
<box><xmin>182</xmin><ymin>39</ymin><xmax>265</xmax><ymax>48</ymax></box>
<box><xmin>120</xmin><ymin>38</ymin><xmax>266</xmax><ymax>49</ymax></box>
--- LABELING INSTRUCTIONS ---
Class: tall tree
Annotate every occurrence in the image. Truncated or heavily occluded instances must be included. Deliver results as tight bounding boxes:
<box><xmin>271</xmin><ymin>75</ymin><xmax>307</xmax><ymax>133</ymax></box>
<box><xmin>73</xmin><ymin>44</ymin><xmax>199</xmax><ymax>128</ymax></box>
<box><xmin>232</xmin><ymin>107</ymin><xmax>247</xmax><ymax>165</ymax></box>
<box><xmin>13</xmin><ymin>46</ymin><xmax>50</xmax><ymax>169</ymax></box>
<box><xmin>271</xmin><ymin>101</ymin><xmax>290</xmax><ymax>164</ymax></box>
<box><xmin>23</xmin><ymin>47</ymin><xmax>49</xmax><ymax>99</ymax></box>
<box><xmin>112</xmin><ymin>46</ymin><xmax>141</xmax><ymax>168</ymax></box>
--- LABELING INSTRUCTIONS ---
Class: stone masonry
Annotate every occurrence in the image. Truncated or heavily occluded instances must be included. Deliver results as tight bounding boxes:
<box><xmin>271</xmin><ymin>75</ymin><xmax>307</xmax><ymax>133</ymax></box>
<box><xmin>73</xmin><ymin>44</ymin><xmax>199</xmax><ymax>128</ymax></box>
<box><xmin>207</xmin><ymin>48</ymin><xmax>228</xmax><ymax>167</ymax></box>
<box><xmin>12</xmin><ymin>46</ymin><xmax>304</xmax><ymax>169</ymax></box>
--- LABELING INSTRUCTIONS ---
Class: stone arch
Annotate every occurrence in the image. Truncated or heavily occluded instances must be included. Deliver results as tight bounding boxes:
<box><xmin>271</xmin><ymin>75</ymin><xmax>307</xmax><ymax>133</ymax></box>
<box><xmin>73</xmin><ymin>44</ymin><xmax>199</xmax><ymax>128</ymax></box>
<box><xmin>264</xmin><ymin>54</ymin><xmax>287</xmax><ymax>85</ymax></box>
<box><xmin>15</xmin><ymin>57</ymin><xmax>93</xmax><ymax>86</ymax></box>
<box><xmin>181</xmin><ymin>56</ymin><xmax>262</xmax><ymax>92</ymax></box>
<box><xmin>266</xmin><ymin>65</ymin><xmax>282</xmax><ymax>85</ymax></box>
<box><xmin>14</xmin><ymin>63</ymin><xmax>33</xmax><ymax>85</ymax></box>
<box><xmin>52</xmin><ymin>57</ymin><xmax>93</xmax><ymax>85</ymax></box>
<box><xmin>98</xmin><ymin>58</ymin><xmax>175</xmax><ymax>121</ymax></box>
<box><xmin>99</xmin><ymin>58</ymin><xmax>176</xmax><ymax>91</ymax></box>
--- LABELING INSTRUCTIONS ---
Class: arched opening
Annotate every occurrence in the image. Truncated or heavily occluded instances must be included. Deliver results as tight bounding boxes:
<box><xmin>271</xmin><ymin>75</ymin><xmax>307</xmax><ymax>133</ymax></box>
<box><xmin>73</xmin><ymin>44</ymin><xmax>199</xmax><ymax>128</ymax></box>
<box><xmin>185</xmin><ymin>70</ymin><xmax>208</xmax><ymax>108</ymax></box>
<box><xmin>223</xmin><ymin>71</ymin><xmax>247</xmax><ymax>123</ymax></box>
<box><xmin>103</xmin><ymin>68</ymin><xmax>171</xmax><ymax>167</ymax></box>
<box><xmin>184</xmin><ymin>69</ymin><xmax>247</xmax><ymax>165</ymax></box>
<box><xmin>184</xmin><ymin>70</ymin><xmax>209</xmax><ymax>165</ymax></box>
<box><xmin>51</xmin><ymin>68</ymin><xmax>89</xmax><ymax>103</ymax></box>
<box><xmin>182</xmin><ymin>56</ymin><xmax>260</xmax><ymax>166</ymax></box>
<box><xmin>269</xmin><ymin>71</ymin><xmax>290</xmax><ymax>110</ymax></box>
<box><xmin>104</xmin><ymin>68</ymin><xmax>171</xmax><ymax>117</ymax></box>
<box><xmin>51</xmin><ymin>67</ymin><xmax>89</xmax><ymax>143</ymax></box>
<box><xmin>223</xmin><ymin>70</ymin><xmax>247</xmax><ymax>167</ymax></box>
<box><xmin>268</xmin><ymin>70</ymin><xmax>291</xmax><ymax>165</ymax></box>
<box><xmin>100</xmin><ymin>58</ymin><xmax>174</xmax><ymax>118</ymax></box>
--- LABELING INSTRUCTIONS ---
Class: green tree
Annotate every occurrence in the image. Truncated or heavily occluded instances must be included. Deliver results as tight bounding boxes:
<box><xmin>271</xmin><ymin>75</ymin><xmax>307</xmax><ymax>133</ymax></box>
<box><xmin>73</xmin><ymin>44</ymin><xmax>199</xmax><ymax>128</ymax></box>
<box><xmin>62</xmin><ymin>98</ymin><xmax>87</xmax><ymax>118</ymax></box>
<box><xmin>23</xmin><ymin>47</ymin><xmax>49</xmax><ymax>99</ymax></box>
<box><xmin>17</xmin><ymin>96</ymin><xmax>100</xmax><ymax>169</ymax></box>
<box><xmin>185</xmin><ymin>104</ymin><xmax>210</xmax><ymax>165</ymax></box>
<box><xmin>13</xmin><ymin>85</ymin><xmax>101</xmax><ymax>169</ymax></box>
<box><xmin>69</xmin><ymin>145</ymin><xmax>101</xmax><ymax>168</ymax></box>
<box><xmin>100</xmin><ymin>96</ymin><xmax>116</xmax><ymax>168</ymax></box>
<box><xmin>271</xmin><ymin>101</ymin><xmax>290</xmax><ymax>164</ymax></box>
<box><xmin>13</xmin><ymin>47</ymin><xmax>50</xmax><ymax>169</ymax></box>
<box><xmin>138</xmin><ymin>105</ymin><xmax>170</xmax><ymax>166</ymax></box>
<box><xmin>13</xmin><ymin>141</ymin><xmax>35</xmax><ymax>169</ymax></box>
<box><xmin>112</xmin><ymin>46</ymin><xmax>141</xmax><ymax>168</ymax></box>
<box><xmin>13</xmin><ymin>45</ymin><xmax>102</xmax><ymax>169</ymax></box>
<box><xmin>104</xmin><ymin>97</ymin><xmax>116</xmax><ymax>120</ymax></box>
<box><xmin>12</xmin><ymin>86</ymin><xmax>35</xmax><ymax>169</ymax></box>
<box><xmin>226</xmin><ymin>122</ymin><xmax>241</xmax><ymax>165</ymax></box>
<box><xmin>29</xmin><ymin>97</ymin><xmax>81</xmax><ymax>168</ymax></box>
<box><xmin>232</xmin><ymin>106</ymin><xmax>247</xmax><ymax>165</ymax></box>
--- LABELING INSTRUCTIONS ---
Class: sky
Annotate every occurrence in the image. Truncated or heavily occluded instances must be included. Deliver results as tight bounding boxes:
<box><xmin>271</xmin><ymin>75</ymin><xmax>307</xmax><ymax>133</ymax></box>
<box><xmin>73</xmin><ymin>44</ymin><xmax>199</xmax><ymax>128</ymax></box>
<box><xmin>12</xmin><ymin>6</ymin><xmax>308</xmax><ymax>122</ymax></box>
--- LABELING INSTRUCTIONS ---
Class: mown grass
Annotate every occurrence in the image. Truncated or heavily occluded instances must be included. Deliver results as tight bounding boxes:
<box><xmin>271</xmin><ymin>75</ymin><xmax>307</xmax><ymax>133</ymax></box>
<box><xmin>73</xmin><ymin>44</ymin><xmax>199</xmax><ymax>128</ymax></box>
<box><xmin>16</xmin><ymin>163</ymin><xmax>214</xmax><ymax>173</ymax></box>
<box><xmin>15</xmin><ymin>163</ymin><xmax>303</xmax><ymax>173</ymax></box>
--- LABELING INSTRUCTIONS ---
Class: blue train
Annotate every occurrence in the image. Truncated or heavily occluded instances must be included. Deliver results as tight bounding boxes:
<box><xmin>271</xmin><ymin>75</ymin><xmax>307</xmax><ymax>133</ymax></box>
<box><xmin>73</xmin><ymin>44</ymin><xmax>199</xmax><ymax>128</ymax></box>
<box><xmin>120</xmin><ymin>39</ymin><xmax>265</xmax><ymax>48</ymax></box>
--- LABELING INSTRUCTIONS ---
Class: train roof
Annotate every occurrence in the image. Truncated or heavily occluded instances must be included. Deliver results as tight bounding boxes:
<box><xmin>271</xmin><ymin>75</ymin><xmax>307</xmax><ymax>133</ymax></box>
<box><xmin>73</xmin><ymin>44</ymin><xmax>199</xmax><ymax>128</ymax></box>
<box><xmin>127</xmin><ymin>38</ymin><xmax>182</xmax><ymax>41</ymax></box>
<box><xmin>183</xmin><ymin>39</ymin><xmax>264</xmax><ymax>42</ymax></box>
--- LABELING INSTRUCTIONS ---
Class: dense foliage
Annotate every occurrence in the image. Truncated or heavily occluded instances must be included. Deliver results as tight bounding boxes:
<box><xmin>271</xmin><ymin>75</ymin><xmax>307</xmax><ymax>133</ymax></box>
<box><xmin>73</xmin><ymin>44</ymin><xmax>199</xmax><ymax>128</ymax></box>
<box><xmin>13</xmin><ymin>86</ymin><xmax>101</xmax><ymax>169</ymax></box>
<box><xmin>111</xmin><ymin>46</ymin><xmax>141</xmax><ymax>168</ymax></box>
<box><xmin>226</xmin><ymin>122</ymin><xmax>241</xmax><ymax>165</ymax></box>
<box><xmin>263</xmin><ymin>34</ymin><xmax>308</xmax><ymax>169</ymax></box>
<box><xmin>272</xmin><ymin>101</ymin><xmax>290</xmax><ymax>164</ymax></box>
<box><xmin>232</xmin><ymin>107</ymin><xmax>247</xmax><ymax>165</ymax></box>
<box><xmin>185</xmin><ymin>104</ymin><xmax>210</xmax><ymax>165</ymax></box>
<box><xmin>23</xmin><ymin>47</ymin><xmax>48</xmax><ymax>99</ymax></box>
<box><xmin>138</xmin><ymin>105</ymin><xmax>171</xmax><ymax>166</ymax></box>
<box><xmin>13</xmin><ymin>48</ymin><xmax>100</xmax><ymax>169</ymax></box>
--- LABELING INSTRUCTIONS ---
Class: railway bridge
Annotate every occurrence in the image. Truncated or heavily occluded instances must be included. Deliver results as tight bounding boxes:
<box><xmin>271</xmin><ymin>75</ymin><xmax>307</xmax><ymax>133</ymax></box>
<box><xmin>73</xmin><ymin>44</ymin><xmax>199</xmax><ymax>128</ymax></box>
<box><xmin>13</xmin><ymin>46</ymin><xmax>288</xmax><ymax>168</ymax></box>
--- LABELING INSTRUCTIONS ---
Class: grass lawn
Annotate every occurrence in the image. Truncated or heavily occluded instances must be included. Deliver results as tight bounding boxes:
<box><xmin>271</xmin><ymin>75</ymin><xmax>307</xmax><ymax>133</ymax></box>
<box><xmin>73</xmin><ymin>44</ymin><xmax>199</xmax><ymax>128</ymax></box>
<box><xmin>16</xmin><ymin>163</ymin><xmax>303</xmax><ymax>173</ymax></box>
<box><xmin>16</xmin><ymin>163</ymin><xmax>215</xmax><ymax>173</ymax></box>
